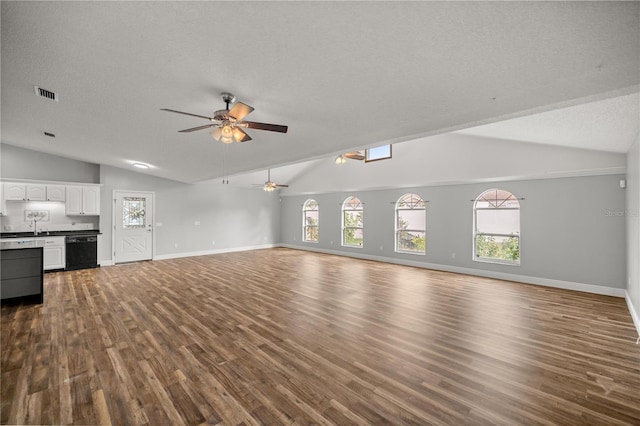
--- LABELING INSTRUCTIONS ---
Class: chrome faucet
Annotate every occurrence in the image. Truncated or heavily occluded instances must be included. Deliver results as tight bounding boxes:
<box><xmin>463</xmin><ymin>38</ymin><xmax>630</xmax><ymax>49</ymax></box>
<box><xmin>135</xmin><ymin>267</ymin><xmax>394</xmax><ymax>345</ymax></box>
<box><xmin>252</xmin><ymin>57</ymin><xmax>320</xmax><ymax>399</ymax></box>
<box><xmin>32</xmin><ymin>219</ymin><xmax>37</xmax><ymax>236</ymax></box>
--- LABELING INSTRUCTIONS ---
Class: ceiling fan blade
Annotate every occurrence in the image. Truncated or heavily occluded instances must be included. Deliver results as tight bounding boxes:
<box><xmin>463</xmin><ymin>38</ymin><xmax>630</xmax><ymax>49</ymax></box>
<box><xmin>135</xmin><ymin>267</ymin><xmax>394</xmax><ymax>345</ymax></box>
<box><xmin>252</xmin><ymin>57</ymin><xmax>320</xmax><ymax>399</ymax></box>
<box><xmin>211</xmin><ymin>127</ymin><xmax>222</xmax><ymax>141</ymax></box>
<box><xmin>243</xmin><ymin>121</ymin><xmax>288</xmax><ymax>133</ymax></box>
<box><xmin>178</xmin><ymin>124</ymin><xmax>215</xmax><ymax>133</ymax></box>
<box><xmin>229</xmin><ymin>102</ymin><xmax>254</xmax><ymax>121</ymax></box>
<box><xmin>232</xmin><ymin>127</ymin><xmax>252</xmax><ymax>142</ymax></box>
<box><xmin>161</xmin><ymin>108</ymin><xmax>212</xmax><ymax>120</ymax></box>
<box><xmin>276</xmin><ymin>184</ymin><xmax>289</xmax><ymax>188</ymax></box>
<box><xmin>344</xmin><ymin>151</ymin><xmax>365</xmax><ymax>160</ymax></box>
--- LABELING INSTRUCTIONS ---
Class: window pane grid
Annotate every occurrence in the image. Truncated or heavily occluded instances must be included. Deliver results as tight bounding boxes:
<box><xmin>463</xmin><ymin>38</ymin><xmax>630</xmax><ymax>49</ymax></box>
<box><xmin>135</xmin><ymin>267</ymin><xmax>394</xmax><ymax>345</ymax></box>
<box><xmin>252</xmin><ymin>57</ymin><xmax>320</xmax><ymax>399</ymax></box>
<box><xmin>395</xmin><ymin>193</ymin><xmax>426</xmax><ymax>254</ymax></box>
<box><xmin>342</xmin><ymin>196</ymin><xmax>363</xmax><ymax>247</ymax></box>
<box><xmin>473</xmin><ymin>189</ymin><xmax>520</xmax><ymax>264</ymax></box>
<box><xmin>302</xmin><ymin>199</ymin><xmax>319</xmax><ymax>242</ymax></box>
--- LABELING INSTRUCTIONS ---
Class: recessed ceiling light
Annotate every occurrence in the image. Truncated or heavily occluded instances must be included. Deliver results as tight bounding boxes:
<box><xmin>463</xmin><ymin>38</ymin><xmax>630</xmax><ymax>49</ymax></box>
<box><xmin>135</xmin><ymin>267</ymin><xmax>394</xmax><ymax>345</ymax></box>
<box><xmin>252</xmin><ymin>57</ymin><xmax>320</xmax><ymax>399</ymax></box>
<box><xmin>133</xmin><ymin>162</ymin><xmax>149</xmax><ymax>169</ymax></box>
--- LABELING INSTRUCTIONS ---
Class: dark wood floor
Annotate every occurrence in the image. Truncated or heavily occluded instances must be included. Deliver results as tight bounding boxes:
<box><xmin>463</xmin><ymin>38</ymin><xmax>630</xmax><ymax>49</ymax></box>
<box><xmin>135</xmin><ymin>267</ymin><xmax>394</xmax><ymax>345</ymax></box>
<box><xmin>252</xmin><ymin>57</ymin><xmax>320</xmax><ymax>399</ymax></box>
<box><xmin>2</xmin><ymin>248</ymin><xmax>640</xmax><ymax>425</ymax></box>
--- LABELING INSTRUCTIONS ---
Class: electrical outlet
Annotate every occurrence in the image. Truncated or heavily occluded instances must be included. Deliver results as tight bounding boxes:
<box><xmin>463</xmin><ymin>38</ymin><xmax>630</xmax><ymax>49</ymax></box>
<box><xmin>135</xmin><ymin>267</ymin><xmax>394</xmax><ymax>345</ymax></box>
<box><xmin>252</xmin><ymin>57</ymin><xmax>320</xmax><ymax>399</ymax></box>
<box><xmin>4</xmin><ymin>225</ymin><xmax>13</xmax><ymax>231</ymax></box>
<box><xmin>174</xmin><ymin>243</ymin><xmax>178</xmax><ymax>249</ymax></box>
<box><xmin>212</xmin><ymin>240</ymin><xmax>215</xmax><ymax>246</ymax></box>
<box><xmin>379</xmin><ymin>245</ymin><xmax>383</xmax><ymax>251</ymax></box>
<box><xmin>451</xmin><ymin>253</ymin><xmax>456</xmax><ymax>259</ymax></box>
<box><xmin>194</xmin><ymin>221</ymin><xmax>200</xmax><ymax>226</ymax></box>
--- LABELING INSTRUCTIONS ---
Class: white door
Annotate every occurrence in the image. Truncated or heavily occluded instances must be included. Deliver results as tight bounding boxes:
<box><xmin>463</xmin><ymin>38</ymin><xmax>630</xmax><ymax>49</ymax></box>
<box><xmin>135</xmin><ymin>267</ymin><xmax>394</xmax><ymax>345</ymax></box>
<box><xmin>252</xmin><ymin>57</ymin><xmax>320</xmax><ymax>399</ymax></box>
<box><xmin>114</xmin><ymin>191</ymin><xmax>154</xmax><ymax>263</ymax></box>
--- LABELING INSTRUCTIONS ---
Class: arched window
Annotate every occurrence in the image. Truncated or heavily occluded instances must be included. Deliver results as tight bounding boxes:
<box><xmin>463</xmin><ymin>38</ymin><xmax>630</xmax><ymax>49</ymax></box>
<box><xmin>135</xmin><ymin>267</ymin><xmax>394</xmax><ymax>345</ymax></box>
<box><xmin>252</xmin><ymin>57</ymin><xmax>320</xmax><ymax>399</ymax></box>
<box><xmin>473</xmin><ymin>189</ymin><xmax>520</xmax><ymax>264</ymax></box>
<box><xmin>342</xmin><ymin>196</ymin><xmax>363</xmax><ymax>247</ymax></box>
<box><xmin>302</xmin><ymin>199</ymin><xmax>319</xmax><ymax>242</ymax></box>
<box><xmin>395</xmin><ymin>193</ymin><xmax>426</xmax><ymax>254</ymax></box>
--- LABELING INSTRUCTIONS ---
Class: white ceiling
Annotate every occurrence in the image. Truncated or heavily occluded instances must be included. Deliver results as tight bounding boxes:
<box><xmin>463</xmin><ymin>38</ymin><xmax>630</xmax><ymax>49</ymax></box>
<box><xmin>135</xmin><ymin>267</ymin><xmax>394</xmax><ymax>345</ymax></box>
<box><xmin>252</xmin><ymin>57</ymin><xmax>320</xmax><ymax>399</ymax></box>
<box><xmin>1</xmin><ymin>1</ymin><xmax>639</xmax><ymax>184</ymax></box>
<box><xmin>456</xmin><ymin>92</ymin><xmax>639</xmax><ymax>153</ymax></box>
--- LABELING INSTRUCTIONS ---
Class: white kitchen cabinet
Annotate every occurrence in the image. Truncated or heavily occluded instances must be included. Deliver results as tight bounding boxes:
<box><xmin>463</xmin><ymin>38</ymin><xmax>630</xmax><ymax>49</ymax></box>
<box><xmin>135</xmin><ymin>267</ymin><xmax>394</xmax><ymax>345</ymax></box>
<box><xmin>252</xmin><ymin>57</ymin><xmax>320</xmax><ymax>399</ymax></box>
<box><xmin>26</xmin><ymin>184</ymin><xmax>47</xmax><ymax>201</ymax></box>
<box><xmin>66</xmin><ymin>185</ymin><xmax>100</xmax><ymax>215</ymax></box>
<box><xmin>38</xmin><ymin>237</ymin><xmax>66</xmax><ymax>270</ymax></box>
<box><xmin>46</xmin><ymin>185</ymin><xmax>66</xmax><ymax>202</ymax></box>
<box><xmin>0</xmin><ymin>184</ymin><xmax>5</xmax><ymax>216</ymax></box>
<box><xmin>4</xmin><ymin>183</ymin><xmax>26</xmax><ymax>201</ymax></box>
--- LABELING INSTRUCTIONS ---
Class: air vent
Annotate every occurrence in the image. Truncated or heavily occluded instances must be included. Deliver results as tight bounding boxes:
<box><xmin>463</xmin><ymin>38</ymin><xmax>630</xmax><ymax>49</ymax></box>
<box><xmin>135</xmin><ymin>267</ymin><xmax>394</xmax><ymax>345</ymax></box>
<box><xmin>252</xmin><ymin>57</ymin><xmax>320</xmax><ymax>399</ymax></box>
<box><xmin>34</xmin><ymin>86</ymin><xmax>59</xmax><ymax>102</ymax></box>
<box><xmin>43</xmin><ymin>132</ymin><xmax>56</xmax><ymax>138</ymax></box>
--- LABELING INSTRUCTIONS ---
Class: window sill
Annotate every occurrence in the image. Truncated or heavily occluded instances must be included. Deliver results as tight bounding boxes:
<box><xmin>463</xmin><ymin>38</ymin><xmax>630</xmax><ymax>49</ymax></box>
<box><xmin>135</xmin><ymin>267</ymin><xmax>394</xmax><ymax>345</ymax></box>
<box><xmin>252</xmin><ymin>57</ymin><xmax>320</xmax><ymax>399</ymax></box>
<box><xmin>396</xmin><ymin>250</ymin><xmax>426</xmax><ymax>256</ymax></box>
<box><xmin>302</xmin><ymin>240</ymin><xmax>318</xmax><ymax>244</ymax></box>
<box><xmin>474</xmin><ymin>257</ymin><xmax>520</xmax><ymax>266</ymax></box>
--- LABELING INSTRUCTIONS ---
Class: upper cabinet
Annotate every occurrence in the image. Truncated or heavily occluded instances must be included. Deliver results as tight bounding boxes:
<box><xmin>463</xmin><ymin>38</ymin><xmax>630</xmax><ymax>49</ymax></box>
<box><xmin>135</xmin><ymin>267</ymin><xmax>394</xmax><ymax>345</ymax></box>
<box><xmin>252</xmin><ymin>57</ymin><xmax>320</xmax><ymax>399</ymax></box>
<box><xmin>3</xmin><ymin>183</ymin><xmax>68</xmax><ymax>202</ymax></box>
<box><xmin>66</xmin><ymin>185</ymin><xmax>100</xmax><ymax>215</ymax></box>
<box><xmin>46</xmin><ymin>185</ymin><xmax>66</xmax><ymax>202</ymax></box>
<box><xmin>4</xmin><ymin>183</ymin><xmax>26</xmax><ymax>200</ymax></box>
<box><xmin>0</xmin><ymin>184</ymin><xmax>5</xmax><ymax>216</ymax></box>
<box><xmin>0</xmin><ymin>180</ymin><xmax>100</xmax><ymax>216</ymax></box>
<box><xmin>26</xmin><ymin>184</ymin><xmax>46</xmax><ymax>201</ymax></box>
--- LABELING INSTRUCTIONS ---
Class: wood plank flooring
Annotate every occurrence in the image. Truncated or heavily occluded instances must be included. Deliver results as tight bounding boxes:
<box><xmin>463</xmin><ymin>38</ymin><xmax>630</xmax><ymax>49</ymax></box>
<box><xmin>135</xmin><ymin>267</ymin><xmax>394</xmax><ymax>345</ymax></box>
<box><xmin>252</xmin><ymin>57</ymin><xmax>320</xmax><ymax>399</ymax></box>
<box><xmin>2</xmin><ymin>247</ymin><xmax>640</xmax><ymax>425</ymax></box>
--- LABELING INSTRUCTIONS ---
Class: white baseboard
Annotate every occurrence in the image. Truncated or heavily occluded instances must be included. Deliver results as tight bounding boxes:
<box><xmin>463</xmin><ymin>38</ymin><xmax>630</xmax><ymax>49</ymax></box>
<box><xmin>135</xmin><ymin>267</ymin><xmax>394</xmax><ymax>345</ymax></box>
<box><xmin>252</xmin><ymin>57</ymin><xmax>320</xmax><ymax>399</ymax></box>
<box><xmin>100</xmin><ymin>244</ymin><xmax>276</xmax><ymax>265</ymax></box>
<box><xmin>280</xmin><ymin>244</ymin><xmax>627</xmax><ymax>298</ymax></box>
<box><xmin>625</xmin><ymin>291</ymin><xmax>640</xmax><ymax>339</ymax></box>
<box><xmin>153</xmin><ymin>244</ymin><xmax>277</xmax><ymax>261</ymax></box>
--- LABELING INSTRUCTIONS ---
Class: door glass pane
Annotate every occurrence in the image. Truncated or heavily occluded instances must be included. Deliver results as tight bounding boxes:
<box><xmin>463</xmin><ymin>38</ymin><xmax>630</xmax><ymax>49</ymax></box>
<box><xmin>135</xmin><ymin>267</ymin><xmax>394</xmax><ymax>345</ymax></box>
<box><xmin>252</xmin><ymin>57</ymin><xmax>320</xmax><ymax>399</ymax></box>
<box><xmin>123</xmin><ymin>197</ymin><xmax>146</xmax><ymax>229</ymax></box>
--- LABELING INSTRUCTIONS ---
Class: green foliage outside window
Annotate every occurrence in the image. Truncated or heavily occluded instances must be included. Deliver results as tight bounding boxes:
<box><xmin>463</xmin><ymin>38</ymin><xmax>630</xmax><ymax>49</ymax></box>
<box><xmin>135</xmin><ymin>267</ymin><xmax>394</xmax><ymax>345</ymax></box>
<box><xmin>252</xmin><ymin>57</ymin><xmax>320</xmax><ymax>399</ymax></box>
<box><xmin>475</xmin><ymin>234</ymin><xmax>519</xmax><ymax>262</ymax></box>
<box><xmin>305</xmin><ymin>217</ymin><xmax>318</xmax><ymax>241</ymax></box>
<box><xmin>397</xmin><ymin>217</ymin><xmax>425</xmax><ymax>252</ymax></box>
<box><xmin>343</xmin><ymin>211</ymin><xmax>363</xmax><ymax>246</ymax></box>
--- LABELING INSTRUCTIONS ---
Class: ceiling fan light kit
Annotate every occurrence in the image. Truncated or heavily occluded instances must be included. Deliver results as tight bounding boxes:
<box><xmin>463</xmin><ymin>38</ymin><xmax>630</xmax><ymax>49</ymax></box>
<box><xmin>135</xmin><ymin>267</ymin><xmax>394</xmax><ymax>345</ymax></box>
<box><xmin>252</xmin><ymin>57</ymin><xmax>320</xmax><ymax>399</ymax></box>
<box><xmin>162</xmin><ymin>92</ymin><xmax>288</xmax><ymax>144</ymax></box>
<box><xmin>255</xmin><ymin>169</ymin><xmax>288</xmax><ymax>192</ymax></box>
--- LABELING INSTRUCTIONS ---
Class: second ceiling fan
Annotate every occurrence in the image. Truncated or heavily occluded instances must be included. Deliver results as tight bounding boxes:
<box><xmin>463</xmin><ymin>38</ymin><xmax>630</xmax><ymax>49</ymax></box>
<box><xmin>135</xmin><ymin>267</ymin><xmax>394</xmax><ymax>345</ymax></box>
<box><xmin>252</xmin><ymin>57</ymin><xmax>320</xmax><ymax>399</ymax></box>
<box><xmin>162</xmin><ymin>92</ymin><xmax>288</xmax><ymax>143</ymax></box>
<box><xmin>254</xmin><ymin>169</ymin><xmax>288</xmax><ymax>192</ymax></box>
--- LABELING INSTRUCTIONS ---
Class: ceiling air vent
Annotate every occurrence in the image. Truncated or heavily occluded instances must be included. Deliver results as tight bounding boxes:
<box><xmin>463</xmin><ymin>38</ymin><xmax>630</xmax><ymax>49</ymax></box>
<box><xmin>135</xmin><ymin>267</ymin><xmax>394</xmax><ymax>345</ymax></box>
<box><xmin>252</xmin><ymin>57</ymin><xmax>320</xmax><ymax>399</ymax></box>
<box><xmin>43</xmin><ymin>132</ymin><xmax>56</xmax><ymax>138</ymax></box>
<box><xmin>34</xmin><ymin>86</ymin><xmax>59</xmax><ymax>102</ymax></box>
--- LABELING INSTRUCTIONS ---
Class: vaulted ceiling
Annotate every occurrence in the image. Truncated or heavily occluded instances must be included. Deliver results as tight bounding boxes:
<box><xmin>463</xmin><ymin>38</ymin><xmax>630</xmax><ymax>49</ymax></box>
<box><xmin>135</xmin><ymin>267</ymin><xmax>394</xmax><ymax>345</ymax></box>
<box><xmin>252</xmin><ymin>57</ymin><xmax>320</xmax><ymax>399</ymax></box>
<box><xmin>2</xmin><ymin>1</ymin><xmax>639</xmax><ymax>184</ymax></box>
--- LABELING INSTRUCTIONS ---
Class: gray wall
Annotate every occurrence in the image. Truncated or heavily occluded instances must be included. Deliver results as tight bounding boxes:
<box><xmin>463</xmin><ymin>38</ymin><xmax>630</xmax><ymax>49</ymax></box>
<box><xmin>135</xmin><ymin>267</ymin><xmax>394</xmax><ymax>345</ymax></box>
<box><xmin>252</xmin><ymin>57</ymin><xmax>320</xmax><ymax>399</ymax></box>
<box><xmin>626</xmin><ymin>136</ymin><xmax>640</xmax><ymax>332</ymax></box>
<box><xmin>99</xmin><ymin>166</ymin><xmax>281</xmax><ymax>262</ymax></box>
<box><xmin>1</xmin><ymin>143</ymin><xmax>100</xmax><ymax>183</ymax></box>
<box><xmin>281</xmin><ymin>174</ymin><xmax>627</xmax><ymax>290</ymax></box>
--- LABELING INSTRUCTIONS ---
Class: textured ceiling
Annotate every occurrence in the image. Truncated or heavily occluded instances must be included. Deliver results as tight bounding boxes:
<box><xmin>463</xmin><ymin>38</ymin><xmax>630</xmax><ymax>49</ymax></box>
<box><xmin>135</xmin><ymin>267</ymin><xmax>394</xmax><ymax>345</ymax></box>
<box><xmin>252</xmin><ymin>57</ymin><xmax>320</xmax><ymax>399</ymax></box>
<box><xmin>1</xmin><ymin>1</ymin><xmax>639</xmax><ymax>183</ymax></box>
<box><xmin>456</xmin><ymin>93</ymin><xmax>639</xmax><ymax>153</ymax></box>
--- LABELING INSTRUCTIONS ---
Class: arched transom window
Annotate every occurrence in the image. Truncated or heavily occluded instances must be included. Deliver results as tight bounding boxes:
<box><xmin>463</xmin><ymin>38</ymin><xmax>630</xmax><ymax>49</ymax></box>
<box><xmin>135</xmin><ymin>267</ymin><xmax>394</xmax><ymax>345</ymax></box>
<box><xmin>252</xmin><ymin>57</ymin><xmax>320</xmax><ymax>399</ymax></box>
<box><xmin>473</xmin><ymin>189</ymin><xmax>520</xmax><ymax>264</ymax></box>
<box><xmin>342</xmin><ymin>196</ymin><xmax>363</xmax><ymax>247</ymax></box>
<box><xmin>395</xmin><ymin>193</ymin><xmax>426</xmax><ymax>254</ymax></box>
<box><xmin>302</xmin><ymin>199</ymin><xmax>319</xmax><ymax>242</ymax></box>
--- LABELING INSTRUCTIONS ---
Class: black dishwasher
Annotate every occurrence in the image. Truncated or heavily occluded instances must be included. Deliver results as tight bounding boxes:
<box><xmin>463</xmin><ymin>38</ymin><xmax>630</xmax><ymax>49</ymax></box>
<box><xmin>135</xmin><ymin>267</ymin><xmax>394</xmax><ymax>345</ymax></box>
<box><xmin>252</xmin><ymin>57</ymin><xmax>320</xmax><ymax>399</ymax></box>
<box><xmin>65</xmin><ymin>235</ymin><xmax>98</xmax><ymax>270</ymax></box>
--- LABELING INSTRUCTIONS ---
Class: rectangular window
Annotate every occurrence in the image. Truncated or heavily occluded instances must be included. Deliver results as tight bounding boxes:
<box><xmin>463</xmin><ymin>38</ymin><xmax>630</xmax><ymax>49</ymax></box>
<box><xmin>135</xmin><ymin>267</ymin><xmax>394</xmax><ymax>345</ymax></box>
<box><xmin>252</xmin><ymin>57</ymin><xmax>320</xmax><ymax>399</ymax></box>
<box><xmin>365</xmin><ymin>145</ymin><xmax>392</xmax><ymax>162</ymax></box>
<box><xmin>396</xmin><ymin>209</ymin><xmax>426</xmax><ymax>254</ymax></box>
<box><xmin>343</xmin><ymin>210</ymin><xmax>363</xmax><ymax>247</ymax></box>
<box><xmin>304</xmin><ymin>210</ymin><xmax>319</xmax><ymax>242</ymax></box>
<box><xmin>475</xmin><ymin>234</ymin><xmax>520</xmax><ymax>264</ymax></box>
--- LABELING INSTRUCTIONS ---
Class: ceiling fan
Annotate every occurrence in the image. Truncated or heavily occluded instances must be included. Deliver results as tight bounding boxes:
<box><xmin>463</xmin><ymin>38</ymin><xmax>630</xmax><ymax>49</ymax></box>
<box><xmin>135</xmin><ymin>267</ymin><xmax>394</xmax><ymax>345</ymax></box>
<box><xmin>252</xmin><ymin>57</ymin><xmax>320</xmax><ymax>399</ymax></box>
<box><xmin>335</xmin><ymin>151</ymin><xmax>365</xmax><ymax>164</ymax></box>
<box><xmin>161</xmin><ymin>92</ymin><xmax>288</xmax><ymax>143</ymax></box>
<box><xmin>254</xmin><ymin>169</ymin><xmax>289</xmax><ymax>192</ymax></box>
<box><xmin>344</xmin><ymin>151</ymin><xmax>365</xmax><ymax>160</ymax></box>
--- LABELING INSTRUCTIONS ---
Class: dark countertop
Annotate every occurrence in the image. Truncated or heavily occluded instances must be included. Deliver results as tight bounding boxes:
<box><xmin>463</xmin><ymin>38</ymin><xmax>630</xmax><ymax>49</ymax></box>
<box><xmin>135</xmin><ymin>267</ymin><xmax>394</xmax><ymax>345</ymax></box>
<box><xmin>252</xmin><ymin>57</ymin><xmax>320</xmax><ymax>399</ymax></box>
<box><xmin>1</xmin><ymin>230</ymin><xmax>101</xmax><ymax>239</ymax></box>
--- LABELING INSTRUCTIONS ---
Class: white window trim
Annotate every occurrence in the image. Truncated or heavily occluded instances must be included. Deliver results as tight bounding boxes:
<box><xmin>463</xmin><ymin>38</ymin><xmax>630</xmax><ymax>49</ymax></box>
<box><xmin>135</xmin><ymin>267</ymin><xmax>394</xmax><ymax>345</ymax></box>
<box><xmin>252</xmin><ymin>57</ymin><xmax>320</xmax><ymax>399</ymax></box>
<box><xmin>472</xmin><ymin>189</ymin><xmax>521</xmax><ymax>266</ymax></box>
<box><xmin>302</xmin><ymin>199</ymin><xmax>319</xmax><ymax>243</ymax></box>
<box><xmin>342</xmin><ymin>197</ymin><xmax>363</xmax><ymax>248</ymax></box>
<box><xmin>395</xmin><ymin>194</ymin><xmax>426</xmax><ymax>255</ymax></box>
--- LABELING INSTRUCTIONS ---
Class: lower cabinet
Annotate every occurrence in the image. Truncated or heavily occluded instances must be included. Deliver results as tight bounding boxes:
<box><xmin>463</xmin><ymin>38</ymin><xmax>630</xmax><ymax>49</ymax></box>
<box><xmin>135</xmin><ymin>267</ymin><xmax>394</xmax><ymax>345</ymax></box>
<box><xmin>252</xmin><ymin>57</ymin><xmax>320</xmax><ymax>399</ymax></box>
<box><xmin>39</xmin><ymin>237</ymin><xmax>65</xmax><ymax>270</ymax></box>
<box><xmin>1</xmin><ymin>248</ymin><xmax>44</xmax><ymax>303</ymax></box>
